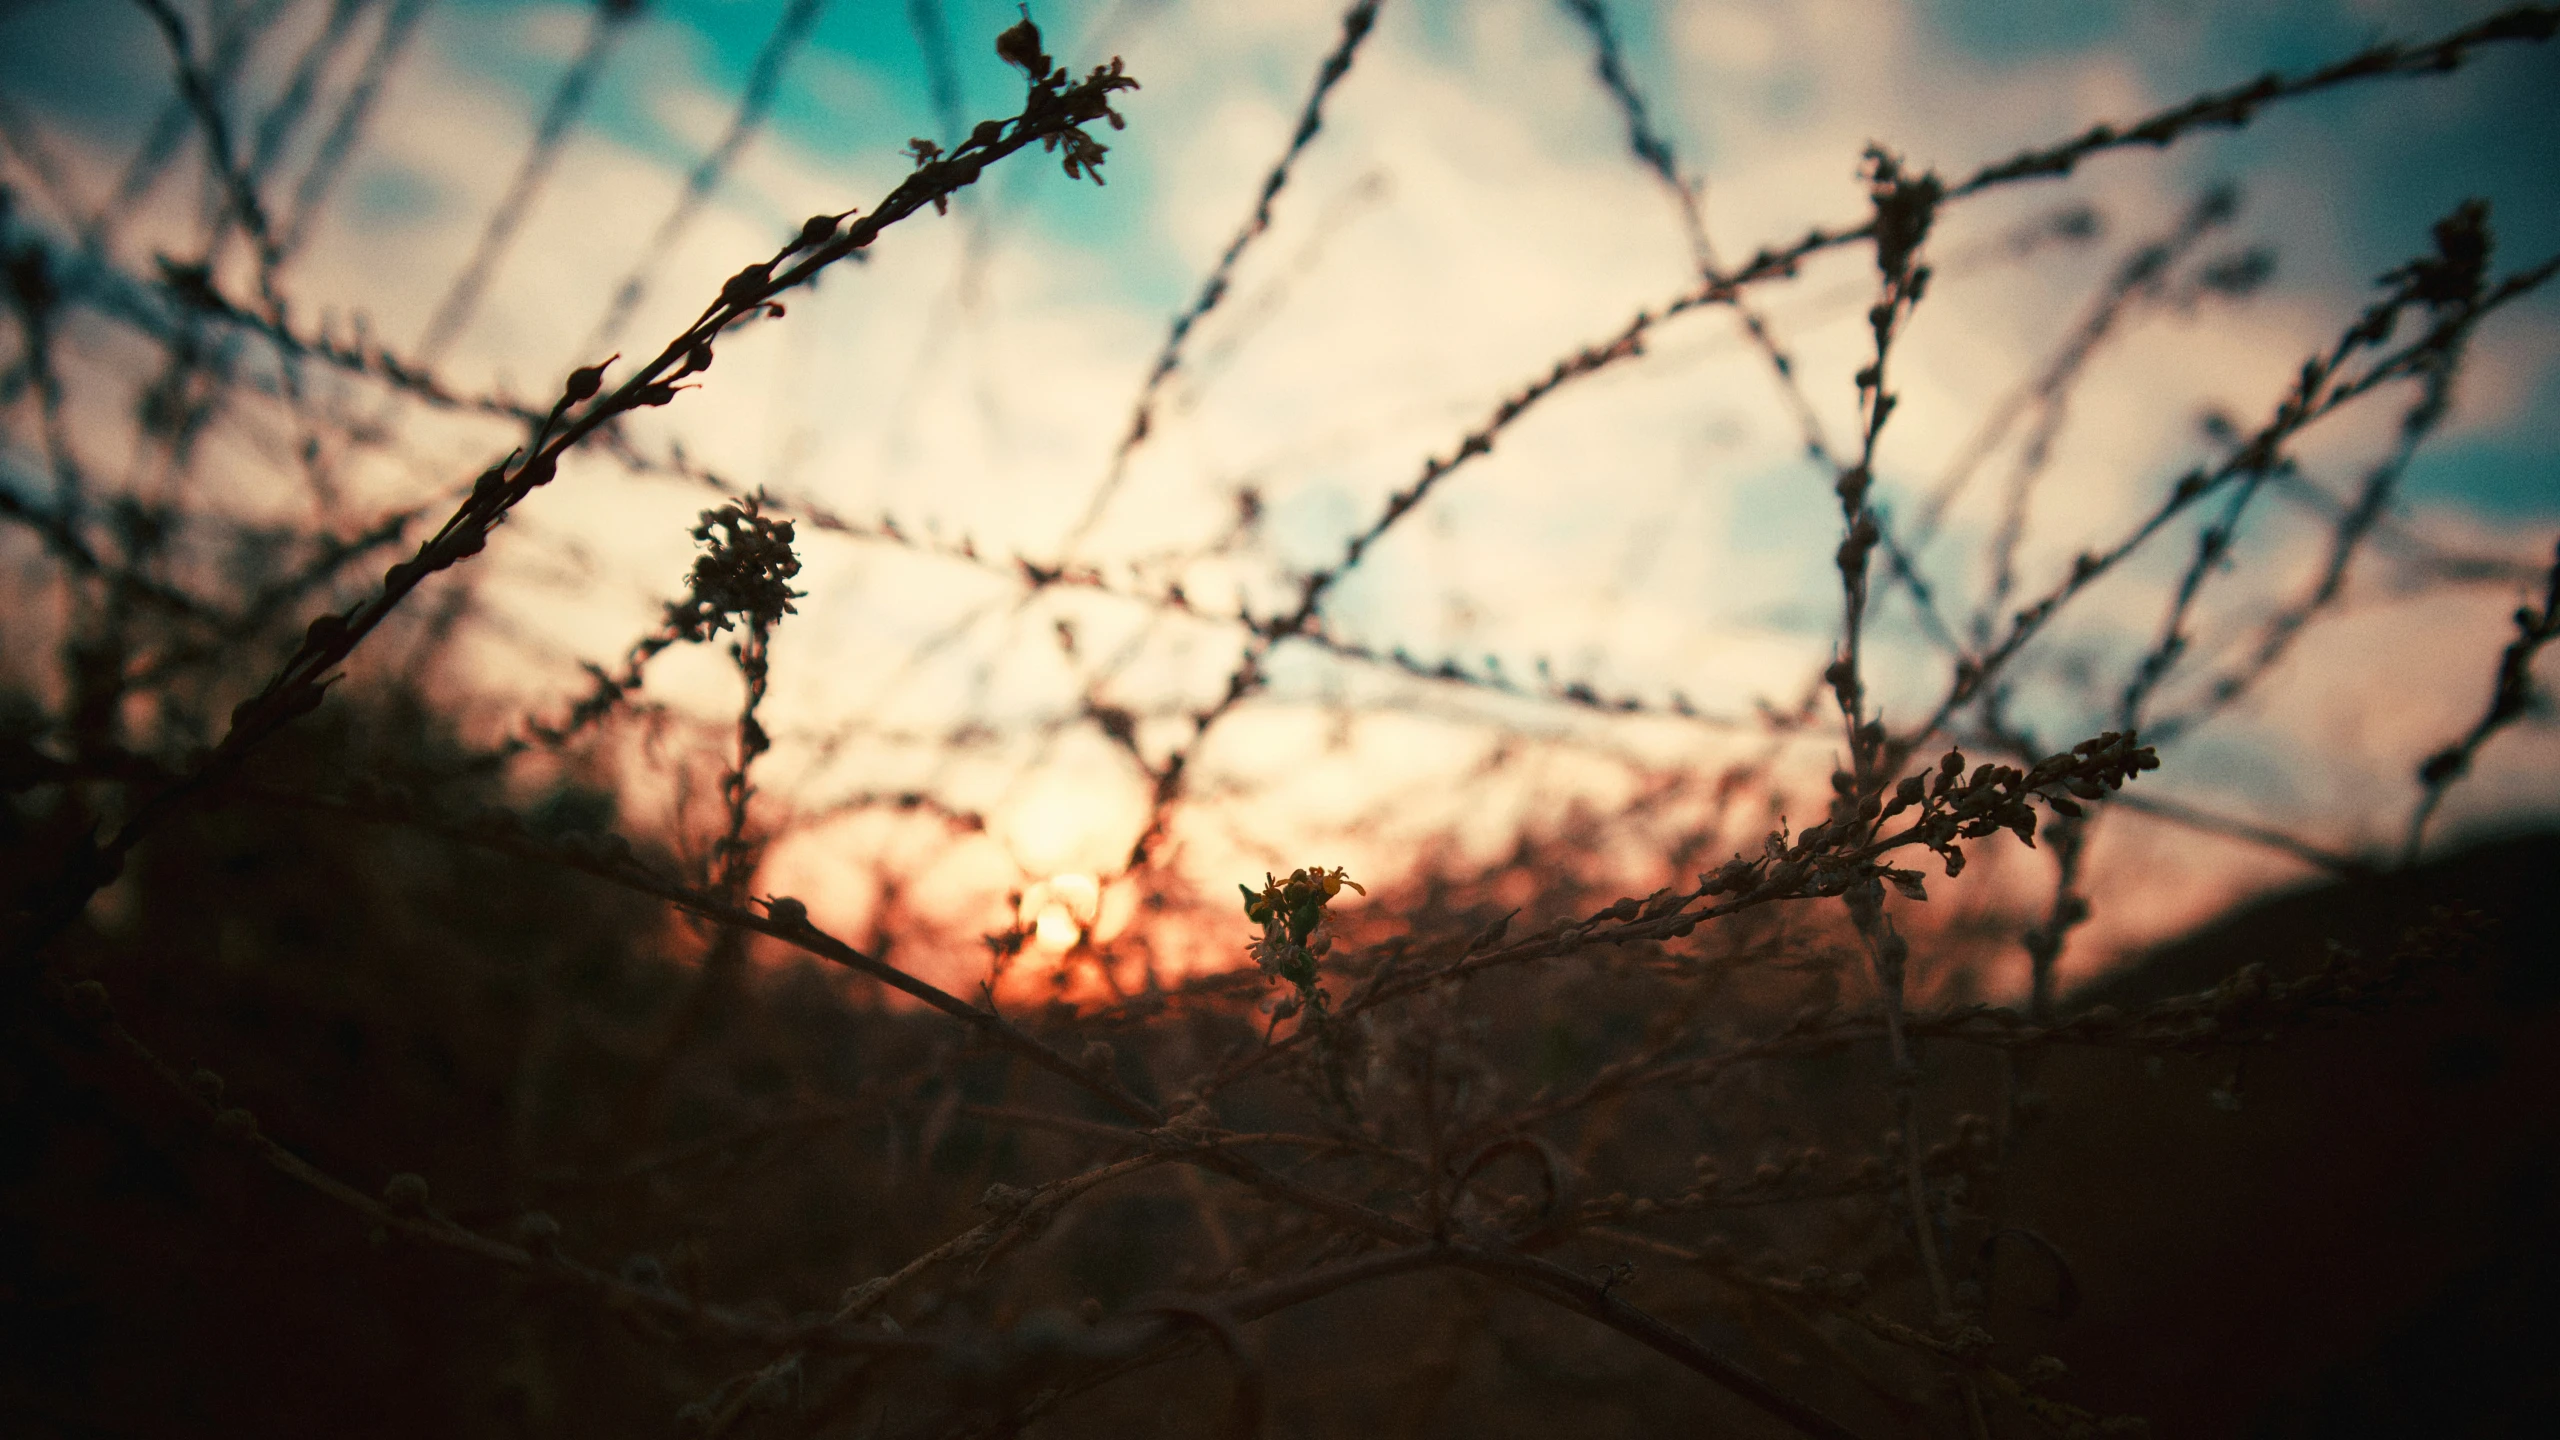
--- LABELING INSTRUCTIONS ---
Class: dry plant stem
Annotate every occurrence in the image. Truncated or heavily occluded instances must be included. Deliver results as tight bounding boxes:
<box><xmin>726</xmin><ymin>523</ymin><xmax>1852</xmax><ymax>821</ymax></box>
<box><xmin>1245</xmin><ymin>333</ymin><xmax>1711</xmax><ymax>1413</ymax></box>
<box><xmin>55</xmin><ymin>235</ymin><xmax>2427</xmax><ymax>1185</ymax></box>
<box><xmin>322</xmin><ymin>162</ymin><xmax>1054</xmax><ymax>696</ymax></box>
<box><xmin>1064</xmin><ymin>0</ymin><xmax>1383</xmax><ymax>551</ymax></box>
<box><xmin>1570</xmin><ymin>0</ymin><xmax>1974</xmax><ymax>674</ymax></box>
<box><xmin>830</xmin><ymin>1138</ymin><xmax>1308</xmax><ymax>1325</ymax></box>
<box><xmin>1634</xmin><ymin>3</ymin><xmax>2559</xmax><ymax>318</ymax></box>
<box><xmin>4</xmin><ymin>57</ymin><xmax>1142</xmax><ymax>964</ymax></box>
<box><xmin>1910</xmin><ymin>185</ymin><xmax>2237</xmax><ymax>550</ymax></box>
<box><xmin>2119</xmin><ymin>205</ymin><xmax>2506</xmax><ymax>734</ymax></box>
<box><xmin>2023</xmin><ymin>813</ymin><xmax>2088</xmax><ymax>1025</ymax></box>
<box><xmin>99</xmin><ymin>0</ymin><xmax>286</xmax><ymax>241</ymax></box>
<box><xmin>1584</xmin><ymin>1224</ymin><xmax>2136</xmax><ymax>1434</ymax></box>
<box><xmin>1115</xmin><ymin>4</ymin><xmax>2560</xmax><ymax>874</ymax></box>
<box><xmin>1850</xmin><ymin>887</ymin><xmax>1984</xmax><ymax>1439</ymax></box>
<box><xmin>1437</xmin><ymin>1243</ymin><xmax>1867</xmax><ymax>1440</ymax></box>
<box><xmin>1829</xmin><ymin>156</ymin><xmax>1988</xmax><ymax>1430</ymax></box>
<box><xmin>1563</xmin><ymin>0</ymin><xmax>1842</xmax><ymax>472</ymax></box>
<box><xmin>2103</xmin><ymin>789</ymin><xmax>2363</xmax><ymax>874</ymax></box>
<box><xmin>613</xmin><ymin>603</ymin><xmax>779</xmax><ymax>1147</ymax></box>
<box><xmin>194</xmin><ymin>0</ymin><xmax>374</xmax><ymax>278</ymax></box>
<box><xmin>1122</xmin><ymin>308</ymin><xmax>1654</xmax><ymax>869</ymax></box>
<box><xmin>237</xmin><ymin>0</ymin><xmax>366</xmax><ymax>188</ymax></box>
<box><xmin>974</xmin><ymin>1246</ymin><xmax>1468</xmax><ymax>1437</ymax></box>
<box><xmin>716</xmin><ymin>615</ymin><xmax>775</xmax><ymax>899</ymax></box>
<box><xmin>2403</xmin><ymin>535</ymin><xmax>2560</xmax><ymax>862</ymax></box>
<box><xmin>130</xmin><ymin>0</ymin><xmax>285</xmax><ymax>312</ymax></box>
<box><xmin>199</xmin><ymin>783</ymin><xmax>1864</xmax><ymax>1440</ymax></box>
<box><xmin>1968</xmin><ymin>190</ymin><xmax>2242</xmax><ymax>638</ymax></box>
<box><xmin>152</xmin><ymin>273</ymin><xmax>551</xmax><ymax>428</ymax></box>
<box><xmin>2264</xmin><ymin>466</ymin><xmax>2541</xmax><ymax>587</ymax></box>
<box><xmin>581</xmin><ymin>0</ymin><xmax>830</xmax><ymax>356</ymax></box>
<box><xmin>1907</xmin><ymin>249</ymin><xmax>2560</xmax><ymax>750</ymax></box>
<box><xmin>411</xmin><ymin>0</ymin><xmax>635</xmax><ymax>363</ymax></box>
<box><xmin>995</xmin><ymin>1241</ymin><xmax>1868</xmax><ymax>1440</ymax></box>
<box><xmin>2160</xmin><ymin>334</ymin><xmax>2475</xmax><ymax>744</ymax></box>
<box><xmin>657</xmin><ymin>438</ymin><xmax>1756</xmax><ymax>726</ymax></box>
<box><xmin>1211</xmin><ymin>740</ymin><xmax>2150</xmax><ymax>1094</ymax></box>
<box><xmin>1943</xmin><ymin>6</ymin><xmax>2559</xmax><ymax>201</ymax></box>
<box><xmin>273</xmin><ymin>0</ymin><xmax>435</xmax><ymax>265</ymax></box>
<box><xmin>1833</xmin><ymin>151</ymin><xmax>1937</xmax><ymax>785</ymax></box>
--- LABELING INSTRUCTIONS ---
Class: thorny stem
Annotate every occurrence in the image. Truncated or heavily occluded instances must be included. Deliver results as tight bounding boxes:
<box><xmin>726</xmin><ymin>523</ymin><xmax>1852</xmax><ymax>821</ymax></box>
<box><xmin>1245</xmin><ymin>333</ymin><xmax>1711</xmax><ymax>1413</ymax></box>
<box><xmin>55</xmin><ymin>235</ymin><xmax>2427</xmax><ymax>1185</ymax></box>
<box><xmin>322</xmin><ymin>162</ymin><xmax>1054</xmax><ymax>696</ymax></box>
<box><xmin>1906</xmin><ymin>186</ymin><xmax>2238</xmax><ymax>549</ymax></box>
<box><xmin>1833</xmin><ymin>149</ymin><xmax>1939</xmax><ymax>791</ymax></box>
<box><xmin>2022</xmin><ymin>813</ymin><xmax>2088</xmax><ymax>1027</ymax></box>
<box><xmin>1826</xmin><ymin>148</ymin><xmax>1988</xmax><ymax>1433</ymax></box>
<box><xmin>1969</xmin><ymin>188</ymin><xmax>2246</xmax><ymax>645</ymax></box>
<box><xmin>1844</xmin><ymin>882</ymin><xmax>1981</xmax><ymax>1437</ymax></box>
<box><xmin>1562</xmin><ymin>0</ymin><xmax>1842</xmax><ymax>472</ymax></box>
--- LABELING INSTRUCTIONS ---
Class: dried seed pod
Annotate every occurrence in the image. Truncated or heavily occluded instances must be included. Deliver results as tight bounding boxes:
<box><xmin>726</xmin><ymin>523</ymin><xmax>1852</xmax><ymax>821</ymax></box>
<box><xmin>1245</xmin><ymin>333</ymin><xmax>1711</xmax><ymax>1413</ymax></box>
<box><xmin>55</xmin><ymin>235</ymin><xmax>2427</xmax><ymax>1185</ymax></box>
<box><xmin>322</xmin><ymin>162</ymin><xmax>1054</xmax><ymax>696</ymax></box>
<box><xmin>719</xmin><ymin>262</ymin><xmax>773</xmax><ymax>307</ymax></box>
<box><xmin>794</xmin><ymin>212</ymin><xmax>840</xmax><ymax>250</ymax></box>
<box><xmin>564</xmin><ymin>355</ymin><xmax>614</xmax><ymax>402</ymax></box>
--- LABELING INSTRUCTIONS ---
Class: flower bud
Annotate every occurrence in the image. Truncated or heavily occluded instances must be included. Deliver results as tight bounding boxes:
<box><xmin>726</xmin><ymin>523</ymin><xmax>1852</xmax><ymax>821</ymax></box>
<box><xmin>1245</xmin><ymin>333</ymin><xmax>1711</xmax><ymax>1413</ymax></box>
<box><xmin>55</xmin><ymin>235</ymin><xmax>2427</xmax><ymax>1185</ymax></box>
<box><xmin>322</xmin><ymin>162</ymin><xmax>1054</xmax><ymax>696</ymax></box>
<box><xmin>564</xmin><ymin>355</ymin><xmax>614</xmax><ymax>402</ymax></box>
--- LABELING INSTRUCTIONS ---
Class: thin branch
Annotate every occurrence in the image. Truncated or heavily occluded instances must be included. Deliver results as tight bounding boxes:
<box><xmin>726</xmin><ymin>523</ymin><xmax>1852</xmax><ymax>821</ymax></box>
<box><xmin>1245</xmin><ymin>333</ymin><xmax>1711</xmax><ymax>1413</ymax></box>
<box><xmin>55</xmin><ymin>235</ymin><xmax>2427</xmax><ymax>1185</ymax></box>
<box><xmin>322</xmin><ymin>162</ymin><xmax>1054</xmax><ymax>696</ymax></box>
<box><xmin>1061</xmin><ymin>0</ymin><xmax>1383</xmax><ymax>551</ymax></box>
<box><xmin>412</xmin><ymin>0</ymin><xmax>636</xmax><ymax>362</ymax></box>
<box><xmin>2403</xmin><ymin>533</ymin><xmax>2560</xmax><ymax>862</ymax></box>
<box><xmin>579</xmin><ymin>0</ymin><xmax>830</xmax><ymax>355</ymax></box>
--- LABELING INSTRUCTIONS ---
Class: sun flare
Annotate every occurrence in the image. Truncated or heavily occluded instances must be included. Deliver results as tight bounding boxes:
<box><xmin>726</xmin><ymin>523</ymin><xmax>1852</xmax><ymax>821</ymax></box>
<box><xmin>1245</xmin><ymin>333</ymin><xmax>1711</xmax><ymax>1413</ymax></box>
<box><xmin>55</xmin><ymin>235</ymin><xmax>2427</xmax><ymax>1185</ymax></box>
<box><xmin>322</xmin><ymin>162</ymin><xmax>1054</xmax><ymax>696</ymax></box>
<box><xmin>1021</xmin><ymin>873</ymin><xmax>1102</xmax><ymax>952</ymax></box>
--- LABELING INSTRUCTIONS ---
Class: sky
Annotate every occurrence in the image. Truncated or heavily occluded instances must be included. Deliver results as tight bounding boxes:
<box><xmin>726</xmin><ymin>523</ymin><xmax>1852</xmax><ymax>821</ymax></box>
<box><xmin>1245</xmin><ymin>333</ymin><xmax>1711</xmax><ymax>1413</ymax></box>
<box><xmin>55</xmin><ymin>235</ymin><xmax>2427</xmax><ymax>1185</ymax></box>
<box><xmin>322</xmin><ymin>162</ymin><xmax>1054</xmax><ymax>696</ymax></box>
<box><xmin>2</xmin><ymin>0</ymin><xmax>2556</xmax><ymax>997</ymax></box>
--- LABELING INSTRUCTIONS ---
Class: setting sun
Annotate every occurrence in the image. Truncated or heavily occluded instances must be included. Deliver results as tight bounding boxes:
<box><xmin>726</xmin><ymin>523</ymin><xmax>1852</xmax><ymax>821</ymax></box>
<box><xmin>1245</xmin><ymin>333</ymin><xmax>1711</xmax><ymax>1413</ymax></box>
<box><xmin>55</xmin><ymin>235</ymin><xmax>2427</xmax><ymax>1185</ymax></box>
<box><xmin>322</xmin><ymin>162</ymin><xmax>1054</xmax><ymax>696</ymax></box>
<box><xmin>1021</xmin><ymin>873</ymin><xmax>1102</xmax><ymax>952</ymax></box>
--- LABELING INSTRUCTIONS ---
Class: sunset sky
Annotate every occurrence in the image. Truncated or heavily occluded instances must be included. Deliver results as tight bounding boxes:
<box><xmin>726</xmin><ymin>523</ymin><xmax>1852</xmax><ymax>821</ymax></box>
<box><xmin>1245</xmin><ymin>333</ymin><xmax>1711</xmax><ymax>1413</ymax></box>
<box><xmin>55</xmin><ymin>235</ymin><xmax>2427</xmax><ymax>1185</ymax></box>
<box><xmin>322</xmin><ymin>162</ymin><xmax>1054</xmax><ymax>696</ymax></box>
<box><xmin>3</xmin><ymin>0</ymin><xmax>2555</xmax><ymax>994</ymax></box>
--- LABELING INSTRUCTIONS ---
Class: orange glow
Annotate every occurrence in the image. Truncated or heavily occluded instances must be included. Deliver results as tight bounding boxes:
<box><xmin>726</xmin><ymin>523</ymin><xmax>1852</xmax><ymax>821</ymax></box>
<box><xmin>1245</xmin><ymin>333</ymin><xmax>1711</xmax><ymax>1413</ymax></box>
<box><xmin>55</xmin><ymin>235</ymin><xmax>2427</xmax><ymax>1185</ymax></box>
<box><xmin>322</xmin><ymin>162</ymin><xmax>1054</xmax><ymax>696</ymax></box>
<box><xmin>1022</xmin><ymin>873</ymin><xmax>1101</xmax><ymax>952</ymax></box>
<box><xmin>1033</xmin><ymin>902</ymin><xmax>1081</xmax><ymax>950</ymax></box>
